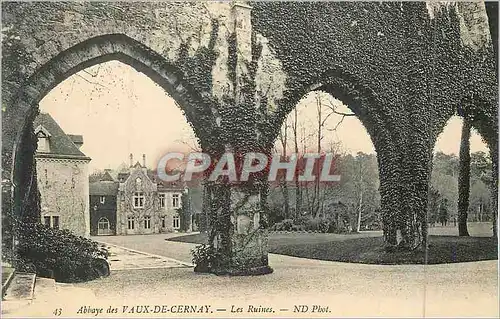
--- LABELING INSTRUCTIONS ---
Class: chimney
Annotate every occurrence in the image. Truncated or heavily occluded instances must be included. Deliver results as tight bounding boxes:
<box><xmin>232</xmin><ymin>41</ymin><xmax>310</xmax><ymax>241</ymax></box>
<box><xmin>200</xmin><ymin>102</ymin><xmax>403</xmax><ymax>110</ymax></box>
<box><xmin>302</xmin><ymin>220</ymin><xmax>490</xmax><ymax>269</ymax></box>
<box><xmin>142</xmin><ymin>154</ymin><xmax>146</xmax><ymax>168</ymax></box>
<box><xmin>129</xmin><ymin>153</ymin><xmax>133</xmax><ymax>167</ymax></box>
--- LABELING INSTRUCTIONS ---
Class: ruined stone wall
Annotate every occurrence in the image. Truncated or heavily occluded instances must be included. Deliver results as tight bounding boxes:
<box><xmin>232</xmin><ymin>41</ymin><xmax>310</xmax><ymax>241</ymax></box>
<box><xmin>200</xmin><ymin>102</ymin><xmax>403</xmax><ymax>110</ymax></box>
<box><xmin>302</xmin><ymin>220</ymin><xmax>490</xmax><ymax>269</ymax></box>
<box><xmin>1</xmin><ymin>1</ymin><xmax>286</xmax><ymax>185</ymax></box>
<box><xmin>251</xmin><ymin>1</ymin><xmax>496</xmax><ymax>143</ymax></box>
<box><xmin>2</xmin><ymin>1</ymin><xmax>497</xmax><ymax>266</ymax></box>
<box><xmin>251</xmin><ymin>1</ymin><xmax>497</xmax><ymax>246</ymax></box>
<box><xmin>1</xmin><ymin>2</ymin><xmax>230</xmax><ymax>100</ymax></box>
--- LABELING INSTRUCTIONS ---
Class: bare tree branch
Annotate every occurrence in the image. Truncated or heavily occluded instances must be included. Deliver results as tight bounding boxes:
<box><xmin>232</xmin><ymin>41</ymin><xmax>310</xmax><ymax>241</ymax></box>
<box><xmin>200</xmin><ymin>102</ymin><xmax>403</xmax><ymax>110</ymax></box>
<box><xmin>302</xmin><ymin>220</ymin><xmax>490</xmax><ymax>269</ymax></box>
<box><xmin>75</xmin><ymin>73</ymin><xmax>108</xmax><ymax>89</ymax></box>
<box><xmin>82</xmin><ymin>64</ymin><xmax>102</xmax><ymax>78</ymax></box>
<box><xmin>174</xmin><ymin>138</ymin><xmax>201</xmax><ymax>153</ymax></box>
<box><xmin>327</xmin><ymin>115</ymin><xmax>348</xmax><ymax>132</ymax></box>
<box><xmin>325</xmin><ymin>100</ymin><xmax>356</xmax><ymax>117</ymax></box>
<box><xmin>321</xmin><ymin>111</ymin><xmax>335</xmax><ymax>127</ymax></box>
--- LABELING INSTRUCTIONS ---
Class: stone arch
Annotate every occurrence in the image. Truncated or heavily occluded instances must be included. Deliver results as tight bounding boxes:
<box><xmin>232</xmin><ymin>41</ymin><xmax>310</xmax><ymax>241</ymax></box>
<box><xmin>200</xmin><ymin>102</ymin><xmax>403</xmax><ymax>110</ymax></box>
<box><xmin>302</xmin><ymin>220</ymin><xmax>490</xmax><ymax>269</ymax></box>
<box><xmin>270</xmin><ymin>67</ymin><xmax>394</xmax><ymax>152</ymax></box>
<box><xmin>430</xmin><ymin>94</ymin><xmax>498</xmax><ymax>159</ymax></box>
<box><xmin>269</xmin><ymin>67</ymin><xmax>409</xmax><ymax>247</ymax></box>
<box><xmin>272</xmin><ymin>68</ymin><xmax>390</xmax><ymax>147</ymax></box>
<box><xmin>430</xmin><ymin>95</ymin><xmax>498</xmax><ymax>236</ymax></box>
<box><xmin>4</xmin><ymin>33</ymin><xmax>214</xmax><ymax>222</ymax></box>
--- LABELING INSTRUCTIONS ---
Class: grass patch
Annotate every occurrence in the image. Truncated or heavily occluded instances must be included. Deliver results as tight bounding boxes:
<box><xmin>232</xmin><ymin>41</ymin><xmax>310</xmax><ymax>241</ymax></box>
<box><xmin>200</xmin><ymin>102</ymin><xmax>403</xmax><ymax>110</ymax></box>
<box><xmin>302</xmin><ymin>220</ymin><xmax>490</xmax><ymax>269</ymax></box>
<box><xmin>168</xmin><ymin>232</ymin><xmax>498</xmax><ymax>264</ymax></box>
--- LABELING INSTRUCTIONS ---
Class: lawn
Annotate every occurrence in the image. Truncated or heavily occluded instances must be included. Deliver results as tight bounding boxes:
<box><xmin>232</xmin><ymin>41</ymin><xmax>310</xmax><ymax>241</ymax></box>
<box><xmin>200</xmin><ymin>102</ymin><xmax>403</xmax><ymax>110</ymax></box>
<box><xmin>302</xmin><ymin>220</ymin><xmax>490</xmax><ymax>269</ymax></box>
<box><xmin>168</xmin><ymin>223</ymin><xmax>498</xmax><ymax>264</ymax></box>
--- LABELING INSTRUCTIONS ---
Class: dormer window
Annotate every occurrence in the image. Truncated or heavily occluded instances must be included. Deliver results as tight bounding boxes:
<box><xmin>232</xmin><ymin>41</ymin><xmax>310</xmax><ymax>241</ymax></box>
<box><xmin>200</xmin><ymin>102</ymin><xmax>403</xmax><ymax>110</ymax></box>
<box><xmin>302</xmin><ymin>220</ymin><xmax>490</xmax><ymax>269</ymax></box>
<box><xmin>34</xmin><ymin>125</ymin><xmax>51</xmax><ymax>153</ymax></box>
<box><xmin>38</xmin><ymin>136</ymin><xmax>49</xmax><ymax>152</ymax></box>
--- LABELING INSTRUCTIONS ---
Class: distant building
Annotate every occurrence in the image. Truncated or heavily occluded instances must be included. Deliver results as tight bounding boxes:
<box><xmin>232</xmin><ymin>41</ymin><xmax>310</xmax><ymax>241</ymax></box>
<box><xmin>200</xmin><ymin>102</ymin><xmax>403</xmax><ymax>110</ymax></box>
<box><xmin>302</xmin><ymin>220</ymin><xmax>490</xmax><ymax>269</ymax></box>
<box><xmin>90</xmin><ymin>154</ymin><xmax>191</xmax><ymax>236</ymax></box>
<box><xmin>89</xmin><ymin>170</ymin><xmax>118</xmax><ymax>236</ymax></box>
<box><xmin>34</xmin><ymin>112</ymin><xmax>91</xmax><ymax>237</ymax></box>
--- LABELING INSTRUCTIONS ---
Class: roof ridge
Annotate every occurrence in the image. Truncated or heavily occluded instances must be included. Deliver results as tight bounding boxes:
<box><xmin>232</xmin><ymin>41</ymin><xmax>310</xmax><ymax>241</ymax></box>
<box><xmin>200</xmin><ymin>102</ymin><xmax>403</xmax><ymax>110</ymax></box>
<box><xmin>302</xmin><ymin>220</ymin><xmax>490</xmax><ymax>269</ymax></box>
<box><xmin>33</xmin><ymin>112</ymin><xmax>90</xmax><ymax>159</ymax></box>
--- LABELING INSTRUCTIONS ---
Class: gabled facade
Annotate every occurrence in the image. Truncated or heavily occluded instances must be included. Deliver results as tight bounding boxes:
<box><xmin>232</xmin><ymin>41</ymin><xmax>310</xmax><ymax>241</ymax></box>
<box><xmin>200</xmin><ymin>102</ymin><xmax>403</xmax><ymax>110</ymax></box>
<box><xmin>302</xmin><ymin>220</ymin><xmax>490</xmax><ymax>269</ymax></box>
<box><xmin>34</xmin><ymin>112</ymin><xmax>91</xmax><ymax>237</ymax></box>
<box><xmin>116</xmin><ymin>161</ymin><xmax>159</xmax><ymax>235</ymax></box>
<box><xmin>90</xmin><ymin>155</ymin><xmax>191</xmax><ymax>236</ymax></box>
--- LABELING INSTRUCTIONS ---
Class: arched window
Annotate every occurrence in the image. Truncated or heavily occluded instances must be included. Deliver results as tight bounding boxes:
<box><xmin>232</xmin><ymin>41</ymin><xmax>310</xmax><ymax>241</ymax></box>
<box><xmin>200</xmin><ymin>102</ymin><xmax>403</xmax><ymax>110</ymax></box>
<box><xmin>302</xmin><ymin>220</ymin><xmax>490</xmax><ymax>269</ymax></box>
<box><xmin>97</xmin><ymin>217</ymin><xmax>111</xmax><ymax>235</ymax></box>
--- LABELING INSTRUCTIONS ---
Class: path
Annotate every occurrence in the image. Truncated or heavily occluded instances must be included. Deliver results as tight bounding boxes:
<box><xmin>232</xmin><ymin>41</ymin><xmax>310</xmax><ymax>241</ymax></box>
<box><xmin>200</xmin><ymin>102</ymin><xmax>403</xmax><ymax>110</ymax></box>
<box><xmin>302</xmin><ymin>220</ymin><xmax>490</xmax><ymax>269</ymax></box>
<box><xmin>92</xmin><ymin>233</ymin><xmax>195</xmax><ymax>264</ymax></box>
<box><xmin>102</xmin><ymin>243</ymin><xmax>192</xmax><ymax>270</ymax></box>
<box><xmin>5</xmin><ymin>233</ymin><xmax>498</xmax><ymax>317</ymax></box>
<box><xmin>83</xmin><ymin>233</ymin><xmax>498</xmax><ymax>318</ymax></box>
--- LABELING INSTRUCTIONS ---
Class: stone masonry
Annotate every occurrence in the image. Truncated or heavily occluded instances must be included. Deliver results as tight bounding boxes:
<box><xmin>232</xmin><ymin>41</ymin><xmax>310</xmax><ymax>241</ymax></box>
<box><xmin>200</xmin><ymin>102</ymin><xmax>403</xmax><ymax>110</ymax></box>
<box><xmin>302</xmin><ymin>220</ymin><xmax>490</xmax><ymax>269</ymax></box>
<box><xmin>2</xmin><ymin>1</ymin><xmax>497</xmax><ymax>273</ymax></box>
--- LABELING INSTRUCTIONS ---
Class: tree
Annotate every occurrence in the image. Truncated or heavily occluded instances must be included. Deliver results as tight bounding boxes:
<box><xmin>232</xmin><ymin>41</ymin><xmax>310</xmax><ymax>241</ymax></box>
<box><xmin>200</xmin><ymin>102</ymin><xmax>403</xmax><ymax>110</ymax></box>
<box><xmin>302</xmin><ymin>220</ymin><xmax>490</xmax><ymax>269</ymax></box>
<box><xmin>457</xmin><ymin>119</ymin><xmax>471</xmax><ymax>236</ymax></box>
<box><xmin>469</xmin><ymin>180</ymin><xmax>490</xmax><ymax>222</ymax></box>
<box><xmin>433</xmin><ymin>152</ymin><xmax>459</xmax><ymax>177</ymax></box>
<box><xmin>292</xmin><ymin>106</ymin><xmax>302</xmax><ymax>218</ymax></box>
<box><xmin>469</xmin><ymin>151</ymin><xmax>493</xmax><ymax>223</ymax></box>
<box><xmin>334</xmin><ymin>152</ymin><xmax>379</xmax><ymax>232</ymax></box>
<box><xmin>428</xmin><ymin>186</ymin><xmax>440</xmax><ymax>227</ymax></box>
<box><xmin>431</xmin><ymin>152</ymin><xmax>459</xmax><ymax>224</ymax></box>
<box><xmin>470</xmin><ymin>151</ymin><xmax>491</xmax><ymax>179</ymax></box>
<box><xmin>439</xmin><ymin>198</ymin><xmax>449</xmax><ymax>226</ymax></box>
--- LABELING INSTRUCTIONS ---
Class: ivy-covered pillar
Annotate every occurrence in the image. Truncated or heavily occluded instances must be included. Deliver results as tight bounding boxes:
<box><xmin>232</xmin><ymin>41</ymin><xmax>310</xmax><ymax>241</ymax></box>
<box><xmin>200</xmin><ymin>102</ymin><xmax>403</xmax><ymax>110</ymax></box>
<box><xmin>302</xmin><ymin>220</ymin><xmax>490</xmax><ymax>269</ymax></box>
<box><xmin>377</xmin><ymin>147</ymin><xmax>404</xmax><ymax>247</ymax></box>
<box><xmin>1</xmin><ymin>106</ymin><xmax>42</xmax><ymax>265</ymax></box>
<box><xmin>193</xmin><ymin>1</ymin><xmax>272</xmax><ymax>275</ymax></box>
<box><xmin>199</xmin><ymin>143</ymin><xmax>272</xmax><ymax>275</ymax></box>
<box><xmin>204</xmin><ymin>178</ymin><xmax>271</xmax><ymax>275</ymax></box>
<box><xmin>490</xmin><ymin>145</ymin><xmax>498</xmax><ymax>238</ymax></box>
<box><xmin>386</xmin><ymin>2</ymin><xmax>436</xmax><ymax>251</ymax></box>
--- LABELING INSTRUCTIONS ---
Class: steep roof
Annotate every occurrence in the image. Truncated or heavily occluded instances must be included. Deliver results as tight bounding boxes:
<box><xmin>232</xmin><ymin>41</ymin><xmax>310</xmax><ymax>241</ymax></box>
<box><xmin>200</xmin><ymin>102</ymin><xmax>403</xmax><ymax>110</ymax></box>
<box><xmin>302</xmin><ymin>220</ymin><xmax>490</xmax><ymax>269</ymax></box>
<box><xmin>89</xmin><ymin>181</ymin><xmax>119</xmax><ymax>196</ymax></box>
<box><xmin>67</xmin><ymin>134</ymin><xmax>83</xmax><ymax>145</ymax></box>
<box><xmin>89</xmin><ymin>170</ymin><xmax>115</xmax><ymax>183</ymax></box>
<box><xmin>131</xmin><ymin>162</ymin><xmax>143</xmax><ymax>169</ymax></box>
<box><xmin>33</xmin><ymin>112</ymin><xmax>90</xmax><ymax>160</ymax></box>
<box><xmin>149</xmin><ymin>168</ymin><xmax>186</xmax><ymax>191</ymax></box>
<box><xmin>157</xmin><ymin>180</ymin><xmax>186</xmax><ymax>191</ymax></box>
<box><xmin>117</xmin><ymin>172</ymin><xmax>130</xmax><ymax>182</ymax></box>
<box><xmin>101</xmin><ymin>170</ymin><xmax>115</xmax><ymax>182</ymax></box>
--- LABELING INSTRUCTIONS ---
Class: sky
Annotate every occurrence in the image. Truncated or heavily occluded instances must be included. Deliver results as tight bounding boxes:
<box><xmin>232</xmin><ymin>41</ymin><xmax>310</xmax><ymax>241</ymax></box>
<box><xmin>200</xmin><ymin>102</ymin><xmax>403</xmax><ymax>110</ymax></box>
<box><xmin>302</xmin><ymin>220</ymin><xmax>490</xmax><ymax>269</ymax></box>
<box><xmin>39</xmin><ymin>61</ymin><xmax>488</xmax><ymax>172</ymax></box>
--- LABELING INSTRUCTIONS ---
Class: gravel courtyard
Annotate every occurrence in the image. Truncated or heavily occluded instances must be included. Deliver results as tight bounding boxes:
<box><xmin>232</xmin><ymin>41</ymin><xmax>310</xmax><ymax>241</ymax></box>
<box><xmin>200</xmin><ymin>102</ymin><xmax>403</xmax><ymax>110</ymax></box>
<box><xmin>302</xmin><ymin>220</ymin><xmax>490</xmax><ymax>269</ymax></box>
<box><xmin>65</xmin><ymin>232</ymin><xmax>500</xmax><ymax>318</ymax></box>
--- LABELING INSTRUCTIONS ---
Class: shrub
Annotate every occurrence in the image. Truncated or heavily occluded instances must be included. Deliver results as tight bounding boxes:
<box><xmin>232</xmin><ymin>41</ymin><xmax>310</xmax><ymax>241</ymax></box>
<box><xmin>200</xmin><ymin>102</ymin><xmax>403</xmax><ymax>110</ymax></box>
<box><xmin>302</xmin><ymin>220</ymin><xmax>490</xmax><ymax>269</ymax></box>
<box><xmin>328</xmin><ymin>220</ymin><xmax>338</xmax><ymax>233</ymax></box>
<box><xmin>304</xmin><ymin>217</ymin><xmax>319</xmax><ymax>232</ymax></box>
<box><xmin>318</xmin><ymin>219</ymin><xmax>330</xmax><ymax>233</ymax></box>
<box><xmin>268</xmin><ymin>207</ymin><xmax>285</xmax><ymax>225</ymax></box>
<box><xmin>192</xmin><ymin>243</ymin><xmax>225</xmax><ymax>273</ymax></box>
<box><xmin>15</xmin><ymin>222</ymin><xmax>108</xmax><ymax>283</ymax></box>
<box><xmin>291</xmin><ymin>224</ymin><xmax>305</xmax><ymax>232</ymax></box>
<box><xmin>293</xmin><ymin>215</ymin><xmax>309</xmax><ymax>227</ymax></box>
<box><xmin>271</xmin><ymin>219</ymin><xmax>294</xmax><ymax>231</ymax></box>
<box><xmin>303</xmin><ymin>217</ymin><xmax>331</xmax><ymax>233</ymax></box>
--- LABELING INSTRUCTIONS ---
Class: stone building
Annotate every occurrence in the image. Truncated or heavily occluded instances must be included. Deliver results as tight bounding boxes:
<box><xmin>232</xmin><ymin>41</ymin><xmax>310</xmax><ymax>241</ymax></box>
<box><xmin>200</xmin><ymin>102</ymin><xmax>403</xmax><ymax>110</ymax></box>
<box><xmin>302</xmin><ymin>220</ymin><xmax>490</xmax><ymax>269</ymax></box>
<box><xmin>90</xmin><ymin>154</ymin><xmax>190</xmax><ymax>236</ymax></box>
<box><xmin>34</xmin><ymin>112</ymin><xmax>91</xmax><ymax>237</ymax></box>
<box><xmin>89</xmin><ymin>170</ymin><xmax>118</xmax><ymax>236</ymax></box>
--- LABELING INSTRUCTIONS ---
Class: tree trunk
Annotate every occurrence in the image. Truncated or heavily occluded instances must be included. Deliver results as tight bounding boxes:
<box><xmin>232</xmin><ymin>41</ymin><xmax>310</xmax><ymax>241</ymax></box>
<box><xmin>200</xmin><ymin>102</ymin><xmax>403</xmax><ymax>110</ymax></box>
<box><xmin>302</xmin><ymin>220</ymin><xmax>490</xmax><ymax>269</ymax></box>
<box><xmin>478</xmin><ymin>202</ymin><xmax>482</xmax><ymax>222</ymax></box>
<box><xmin>491</xmin><ymin>148</ymin><xmax>498</xmax><ymax>238</ymax></box>
<box><xmin>356</xmin><ymin>161</ymin><xmax>363</xmax><ymax>232</ymax></box>
<box><xmin>458</xmin><ymin>119</ymin><xmax>471</xmax><ymax>237</ymax></box>
<box><xmin>292</xmin><ymin>107</ymin><xmax>302</xmax><ymax>218</ymax></box>
<box><xmin>279</xmin><ymin>122</ymin><xmax>290</xmax><ymax>219</ymax></box>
